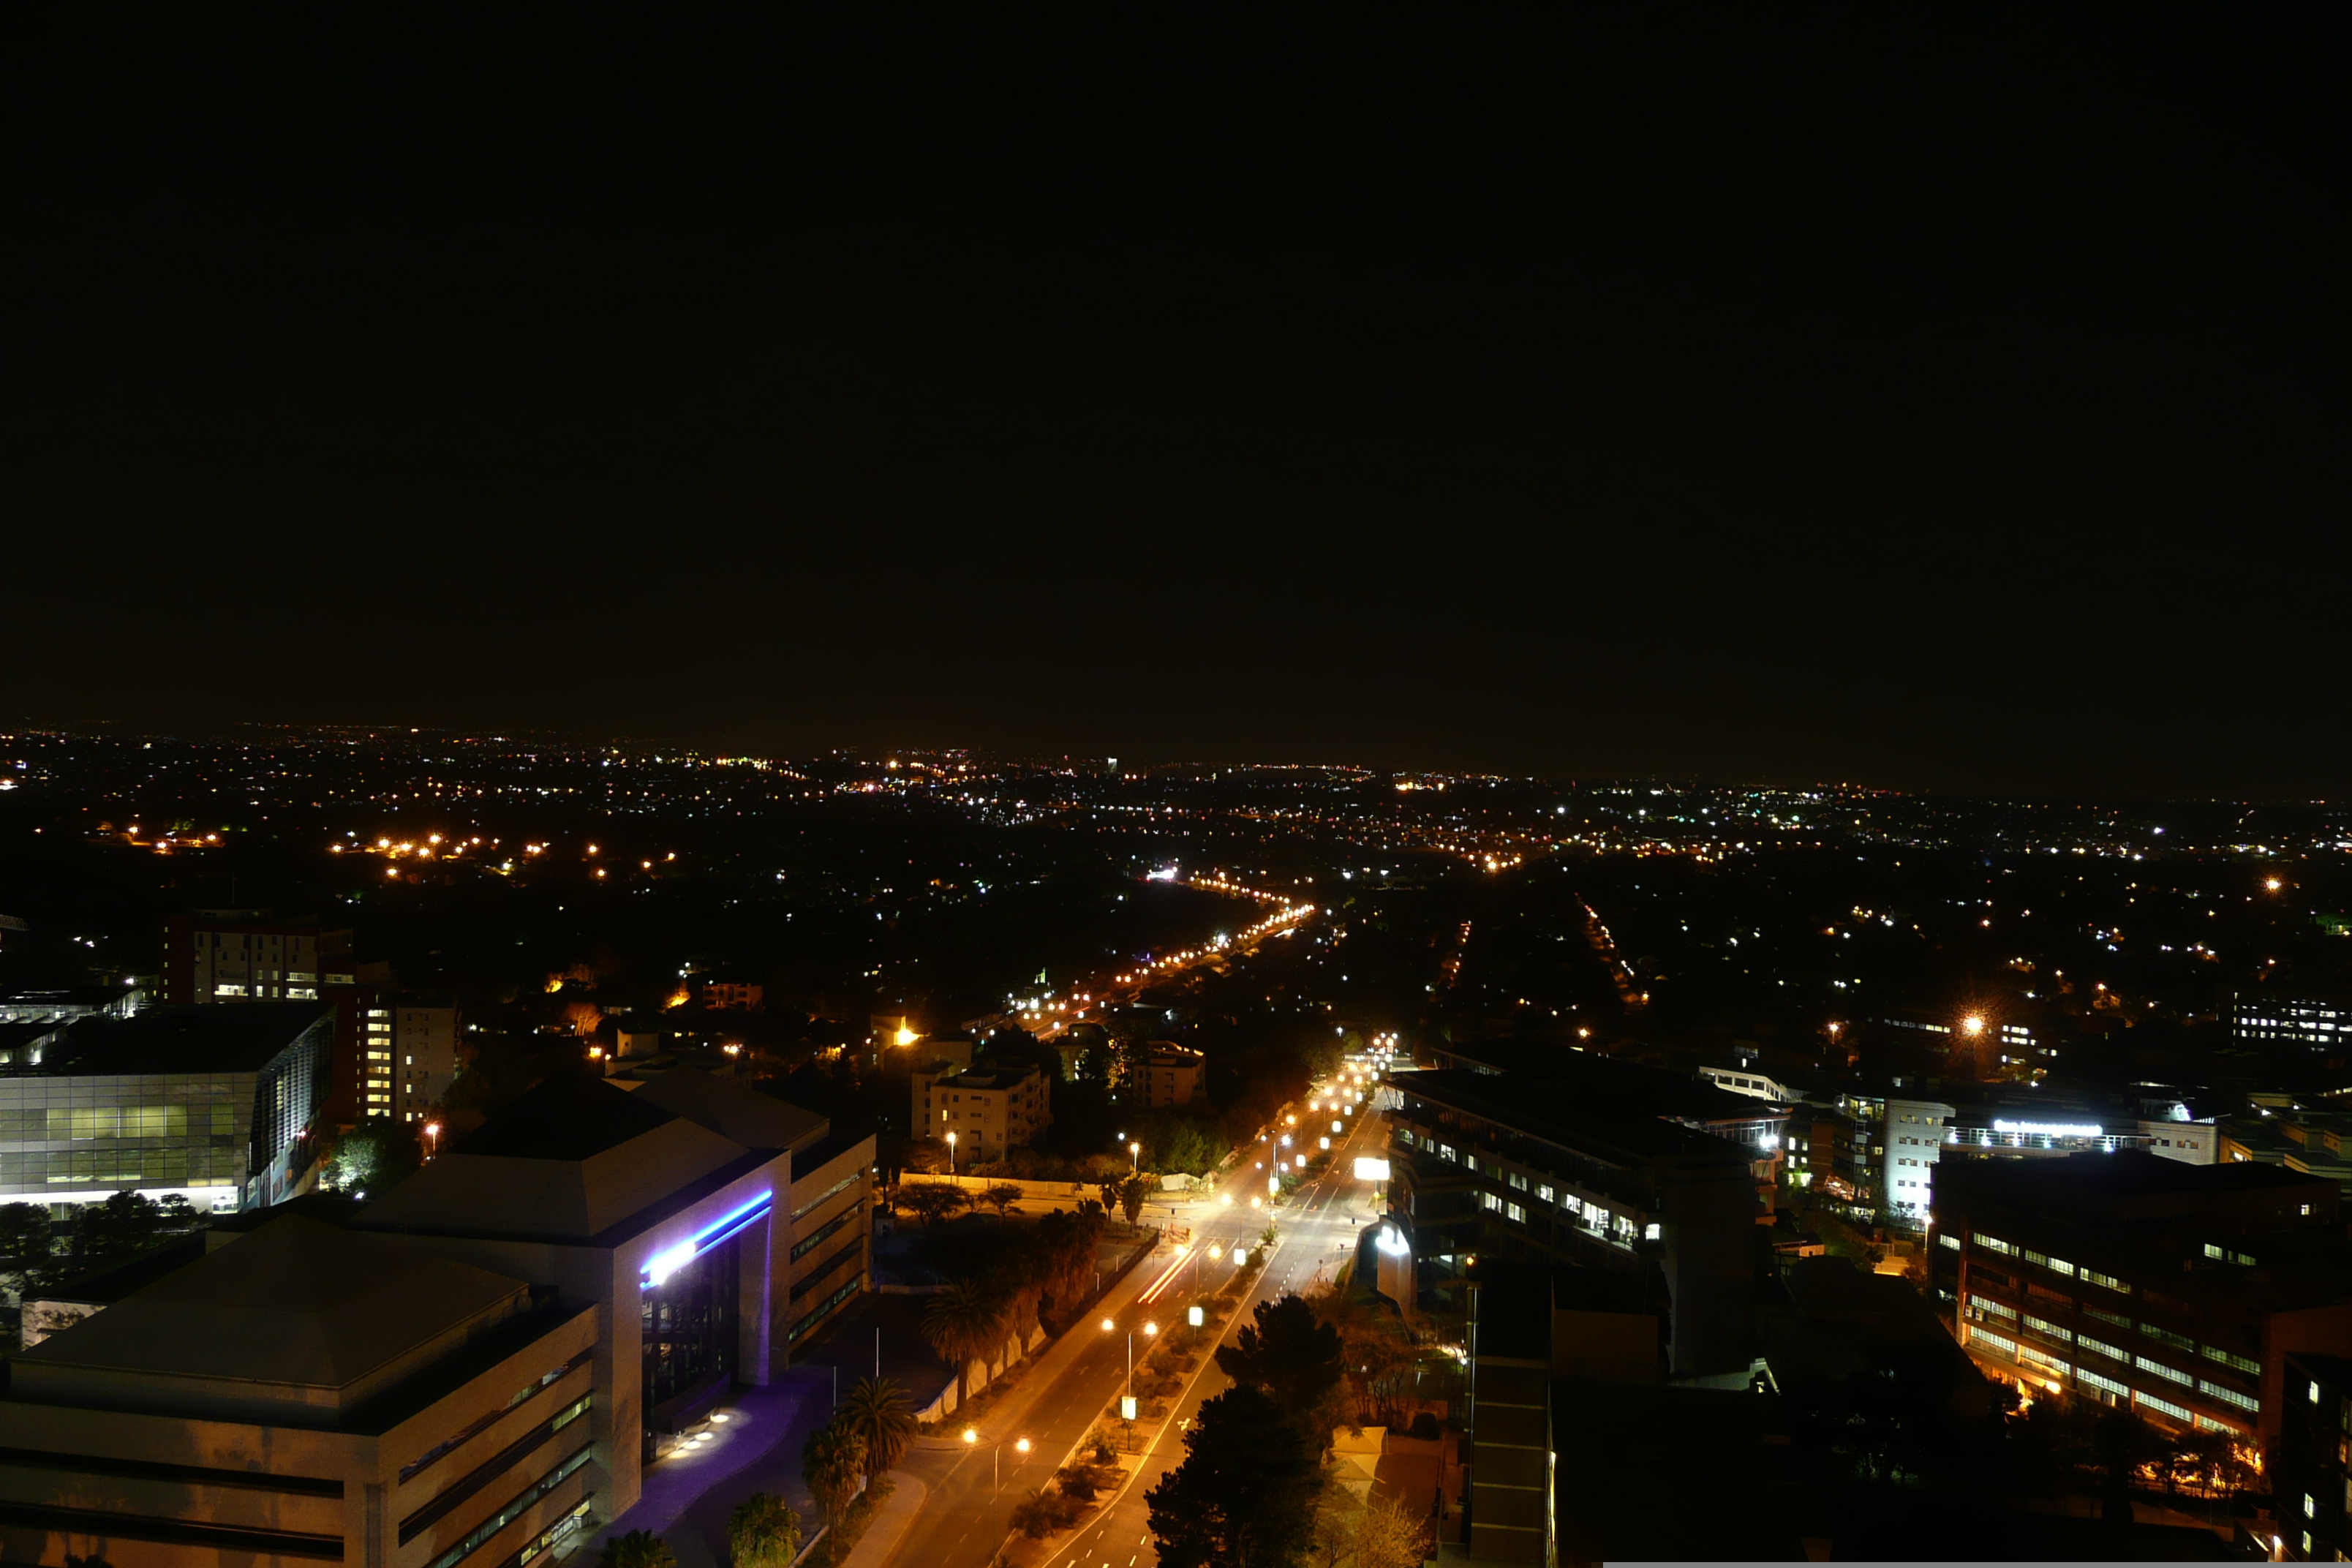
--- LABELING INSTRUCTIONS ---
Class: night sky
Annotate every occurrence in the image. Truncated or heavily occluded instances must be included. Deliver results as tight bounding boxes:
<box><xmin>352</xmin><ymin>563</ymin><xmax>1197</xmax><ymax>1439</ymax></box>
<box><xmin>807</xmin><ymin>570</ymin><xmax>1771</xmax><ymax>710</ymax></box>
<box><xmin>6</xmin><ymin>12</ymin><xmax>2342</xmax><ymax>798</ymax></box>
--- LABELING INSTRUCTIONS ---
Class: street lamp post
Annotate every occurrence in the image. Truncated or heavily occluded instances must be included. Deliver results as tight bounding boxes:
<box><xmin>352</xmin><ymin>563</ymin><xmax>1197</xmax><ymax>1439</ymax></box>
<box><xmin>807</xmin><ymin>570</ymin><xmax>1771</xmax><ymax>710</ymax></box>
<box><xmin>946</xmin><ymin>1131</ymin><xmax>957</xmax><ymax>1180</ymax></box>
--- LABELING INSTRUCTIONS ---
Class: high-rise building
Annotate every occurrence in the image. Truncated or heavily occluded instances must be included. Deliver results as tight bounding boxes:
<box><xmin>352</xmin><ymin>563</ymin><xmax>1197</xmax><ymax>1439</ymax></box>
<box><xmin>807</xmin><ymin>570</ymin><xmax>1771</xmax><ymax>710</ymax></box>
<box><xmin>159</xmin><ymin>912</ymin><xmax>350</xmax><ymax>1005</ymax></box>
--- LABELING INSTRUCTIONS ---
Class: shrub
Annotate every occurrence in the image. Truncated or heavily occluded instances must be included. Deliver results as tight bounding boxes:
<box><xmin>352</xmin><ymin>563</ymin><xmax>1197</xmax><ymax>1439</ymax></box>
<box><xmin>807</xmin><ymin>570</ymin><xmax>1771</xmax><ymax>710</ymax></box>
<box><xmin>1408</xmin><ymin>1411</ymin><xmax>1441</xmax><ymax>1440</ymax></box>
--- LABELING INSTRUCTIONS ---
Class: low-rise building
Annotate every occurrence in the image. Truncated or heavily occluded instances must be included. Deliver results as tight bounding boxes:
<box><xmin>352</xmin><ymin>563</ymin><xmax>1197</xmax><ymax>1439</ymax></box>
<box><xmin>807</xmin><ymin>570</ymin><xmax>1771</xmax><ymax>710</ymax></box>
<box><xmin>909</xmin><ymin>1058</ymin><xmax>1052</xmax><ymax>1164</ymax></box>
<box><xmin>1931</xmin><ymin>1152</ymin><xmax>2352</xmax><ymax>1454</ymax></box>
<box><xmin>0</xmin><ymin>1003</ymin><xmax>331</xmax><ymax>1213</ymax></box>
<box><xmin>1140</xmin><ymin>1041</ymin><xmax>1205</xmax><ymax>1107</ymax></box>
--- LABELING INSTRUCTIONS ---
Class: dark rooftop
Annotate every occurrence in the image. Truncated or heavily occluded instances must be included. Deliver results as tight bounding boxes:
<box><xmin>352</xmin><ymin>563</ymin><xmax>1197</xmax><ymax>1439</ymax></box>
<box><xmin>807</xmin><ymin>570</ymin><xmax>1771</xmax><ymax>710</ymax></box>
<box><xmin>455</xmin><ymin>1071</ymin><xmax>679</xmax><ymax>1161</ymax></box>
<box><xmin>1391</xmin><ymin>1067</ymin><xmax>1758</xmax><ymax>1166</ymax></box>
<box><xmin>1433</xmin><ymin>1041</ymin><xmax>1774</xmax><ymax>1123</ymax></box>
<box><xmin>12</xmin><ymin>1003</ymin><xmax>331</xmax><ymax>1077</ymax></box>
<box><xmin>1940</xmin><ymin>1148</ymin><xmax>2332</xmax><ymax>1215</ymax></box>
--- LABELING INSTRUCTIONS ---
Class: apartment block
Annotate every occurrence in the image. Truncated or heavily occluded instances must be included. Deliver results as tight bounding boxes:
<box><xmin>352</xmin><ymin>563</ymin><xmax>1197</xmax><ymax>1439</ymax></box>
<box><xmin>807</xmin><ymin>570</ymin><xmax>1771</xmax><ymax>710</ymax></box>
<box><xmin>159</xmin><ymin>913</ymin><xmax>350</xmax><ymax>1005</ymax></box>
<box><xmin>910</xmin><ymin>1058</ymin><xmax>1052</xmax><ymax>1164</ymax></box>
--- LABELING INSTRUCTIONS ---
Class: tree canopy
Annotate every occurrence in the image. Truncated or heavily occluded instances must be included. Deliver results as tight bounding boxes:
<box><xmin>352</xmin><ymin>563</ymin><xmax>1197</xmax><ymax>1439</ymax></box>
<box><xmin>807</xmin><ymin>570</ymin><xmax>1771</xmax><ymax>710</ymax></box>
<box><xmin>1145</xmin><ymin>1384</ymin><xmax>1320</xmax><ymax>1568</ymax></box>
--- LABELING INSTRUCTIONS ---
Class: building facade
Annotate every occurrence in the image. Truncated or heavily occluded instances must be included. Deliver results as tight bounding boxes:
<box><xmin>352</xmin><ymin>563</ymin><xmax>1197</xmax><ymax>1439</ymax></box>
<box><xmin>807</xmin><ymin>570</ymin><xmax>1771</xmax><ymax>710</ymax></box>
<box><xmin>1931</xmin><ymin>1153</ymin><xmax>2352</xmax><ymax>1454</ymax></box>
<box><xmin>1141</xmin><ymin>1041</ymin><xmax>1205</xmax><ymax>1107</ymax></box>
<box><xmin>910</xmin><ymin>1059</ymin><xmax>1052</xmax><ymax>1163</ymax></box>
<box><xmin>160</xmin><ymin>913</ymin><xmax>350</xmax><ymax>1005</ymax></box>
<box><xmin>1384</xmin><ymin>1067</ymin><xmax>1762</xmax><ymax>1376</ymax></box>
<box><xmin>2234</xmin><ymin>992</ymin><xmax>2352</xmax><ymax>1055</ymax></box>
<box><xmin>0</xmin><ymin>1213</ymin><xmax>603</xmax><ymax>1568</ymax></box>
<box><xmin>0</xmin><ymin>1004</ymin><xmax>331</xmax><ymax>1213</ymax></box>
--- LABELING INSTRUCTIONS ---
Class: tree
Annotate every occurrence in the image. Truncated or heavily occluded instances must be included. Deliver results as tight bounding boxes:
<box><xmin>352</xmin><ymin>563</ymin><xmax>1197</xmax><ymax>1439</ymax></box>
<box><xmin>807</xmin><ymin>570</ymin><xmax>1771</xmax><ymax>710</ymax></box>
<box><xmin>1216</xmin><ymin>1294</ymin><xmax>1349</xmax><ymax>1444</ymax></box>
<box><xmin>906</xmin><ymin>1138</ymin><xmax>951</xmax><ymax>1175</ymax></box>
<box><xmin>0</xmin><ymin>1202</ymin><xmax>53</xmax><ymax>1296</ymax></box>
<box><xmin>1120</xmin><ymin>1175</ymin><xmax>1149</xmax><ymax>1228</ymax></box>
<box><xmin>324</xmin><ymin>1120</ymin><xmax>423</xmax><ymax>1197</ymax></box>
<box><xmin>1098</xmin><ymin>1178</ymin><xmax>1123</xmax><ymax>1217</ymax></box>
<box><xmin>897</xmin><ymin>1183</ymin><xmax>969</xmax><ymax>1227</ymax></box>
<box><xmin>981</xmin><ymin>1183</ymin><xmax>1025</xmax><ymax>1219</ymax></box>
<box><xmin>598</xmin><ymin>1530</ymin><xmax>677</xmax><ymax>1568</ymax></box>
<box><xmin>1347</xmin><ymin>1493</ymin><xmax>1433</xmax><ymax>1568</ymax></box>
<box><xmin>72</xmin><ymin>1190</ymin><xmax>202</xmax><ymax>1271</ymax></box>
<box><xmin>803</xmin><ymin>1420</ymin><xmax>867</xmax><ymax>1531</ymax></box>
<box><xmin>1146</xmin><ymin>1384</ymin><xmax>1320</xmax><ymax>1568</ymax></box>
<box><xmin>838</xmin><ymin>1377</ymin><xmax>917</xmax><ymax>1480</ymax></box>
<box><xmin>922</xmin><ymin>1277</ymin><xmax>1006</xmax><ymax>1406</ymax></box>
<box><xmin>727</xmin><ymin>1492</ymin><xmax>802</xmax><ymax>1568</ymax></box>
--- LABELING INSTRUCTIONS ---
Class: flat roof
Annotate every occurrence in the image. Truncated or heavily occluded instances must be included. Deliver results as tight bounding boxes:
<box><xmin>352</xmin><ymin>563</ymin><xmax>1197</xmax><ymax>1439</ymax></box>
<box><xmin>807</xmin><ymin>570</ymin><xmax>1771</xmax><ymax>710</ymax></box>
<box><xmin>12</xmin><ymin>1215</ymin><xmax>530</xmax><ymax>1418</ymax></box>
<box><xmin>8</xmin><ymin>1003</ymin><xmax>331</xmax><ymax>1077</ymax></box>
<box><xmin>1391</xmin><ymin>1068</ymin><xmax>1758</xmax><ymax>1166</ymax></box>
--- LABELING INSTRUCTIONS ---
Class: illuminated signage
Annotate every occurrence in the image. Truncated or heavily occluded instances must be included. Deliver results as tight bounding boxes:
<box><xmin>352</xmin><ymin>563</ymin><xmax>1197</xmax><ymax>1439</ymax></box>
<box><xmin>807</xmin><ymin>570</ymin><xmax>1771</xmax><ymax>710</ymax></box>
<box><xmin>1374</xmin><ymin>1224</ymin><xmax>1411</xmax><ymax>1257</ymax></box>
<box><xmin>1991</xmin><ymin>1120</ymin><xmax>2103</xmax><ymax>1139</ymax></box>
<box><xmin>1353</xmin><ymin>1156</ymin><xmax>1392</xmax><ymax>1181</ymax></box>
<box><xmin>641</xmin><ymin>1191</ymin><xmax>774</xmax><ymax>1290</ymax></box>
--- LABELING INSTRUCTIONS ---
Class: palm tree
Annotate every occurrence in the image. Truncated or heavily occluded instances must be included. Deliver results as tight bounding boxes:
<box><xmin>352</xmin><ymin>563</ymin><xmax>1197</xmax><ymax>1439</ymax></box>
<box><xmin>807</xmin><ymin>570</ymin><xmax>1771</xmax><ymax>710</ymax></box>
<box><xmin>838</xmin><ymin>1377</ymin><xmax>918</xmax><ymax>1480</ymax></box>
<box><xmin>923</xmin><ymin>1277</ymin><xmax>1006</xmax><ymax>1407</ymax></box>
<box><xmin>802</xmin><ymin>1420</ymin><xmax>867</xmax><ymax>1533</ymax></box>
<box><xmin>726</xmin><ymin>1493</ymin><xmax>802</xmax><ymax>1568</ymax></box>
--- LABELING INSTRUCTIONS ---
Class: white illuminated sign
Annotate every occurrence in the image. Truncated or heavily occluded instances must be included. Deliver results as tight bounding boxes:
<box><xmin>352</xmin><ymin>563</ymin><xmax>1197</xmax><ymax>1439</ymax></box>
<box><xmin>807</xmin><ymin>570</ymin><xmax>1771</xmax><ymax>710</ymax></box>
<box><xmin>1374</xmin><ymin>1224</ymin><xmax>1411</xmax><ymax>1257</ymax></box>
<box><xmin>1353</xmin><ymin>1156</ymin><xmax>1392</xmax><ymax>1181</ymax></box>
<box><xmin>1991</xmin><ymin>1119</ymin><xmax>2103</xmax><ymax>1139</ymax></box>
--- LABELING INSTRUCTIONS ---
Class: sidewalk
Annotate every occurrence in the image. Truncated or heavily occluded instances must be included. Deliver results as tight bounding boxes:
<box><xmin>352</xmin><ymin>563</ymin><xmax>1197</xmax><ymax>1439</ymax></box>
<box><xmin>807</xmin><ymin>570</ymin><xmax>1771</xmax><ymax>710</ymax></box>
<box><xmin>839</xmin><ymin>1471</ymin><xmax>927</xmax><ymax>1568</ymax></box>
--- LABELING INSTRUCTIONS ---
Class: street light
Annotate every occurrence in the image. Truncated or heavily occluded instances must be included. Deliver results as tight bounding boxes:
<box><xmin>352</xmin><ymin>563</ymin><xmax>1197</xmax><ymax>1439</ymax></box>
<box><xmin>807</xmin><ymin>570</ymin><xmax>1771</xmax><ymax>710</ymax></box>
<box><xmin>946</xmin><ymin>1130</ymin><xmax>957</xmax><ymax>1177</ymax></box>
<box><xmin>1130</xmin><ymin>1140</ymin><xmax>1142</xmax><ymax>1172</ymax></box>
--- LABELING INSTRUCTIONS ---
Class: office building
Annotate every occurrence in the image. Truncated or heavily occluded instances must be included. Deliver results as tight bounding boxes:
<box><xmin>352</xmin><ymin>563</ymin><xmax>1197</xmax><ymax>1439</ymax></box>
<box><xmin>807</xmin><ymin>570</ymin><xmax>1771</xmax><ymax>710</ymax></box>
<box><xmin>0</xmin><ymin>987</ymin><xmax>142</xmax><ymax>1026</ymax></box>
<box><xmin>0</xmin><ymin>1003</ymin><xmax>331</xmax><ymax>1212</ymax></box>
<box><xmin>1384</xmin><ymin>1065</ymin><xmax>1763</xmax><ymax>1375</ymax></box>
<box><xmin>159</xmin><ymin>913</ymin><xmax>350</xmax><ymax>1005</ymax></box>
<box><xmin>1832</xmin><ymin>1088</ymin><xmax>1957</xmax><ymax>1226</ymax></box>
<box><xmin>0</xmin><ymin>1211</ymin><xmax>602</xmax><ymax>1568</ymax></box>
<box><xmin>2220</xmin><ymin>1109</ymin><xmax>2352</xmax><ymax>1196</ymax></box>
<box><xmin>2234</xmin><ymin>992</ymin><xmax>2352</xmax><ymax>1054</ymax></box>
<box><xmin>2275</xmin><ymin>1352</ymin><xmax>2352</xmax><ymax>1561</ymax></box>
<box><xmin>909</xmin><ymin>1057</ymin><xmax>1052</xmax><ymax>1162</ymax></box>
<box><xmin>355</xmin><ymin>1066</ymin><xmax>872</xmax><ymax>1509</ymax></box>
<box><xmin>1931</xmin><ymin>1152</ymin><xmax>2352</xmax><ymax>1450</ymax></box>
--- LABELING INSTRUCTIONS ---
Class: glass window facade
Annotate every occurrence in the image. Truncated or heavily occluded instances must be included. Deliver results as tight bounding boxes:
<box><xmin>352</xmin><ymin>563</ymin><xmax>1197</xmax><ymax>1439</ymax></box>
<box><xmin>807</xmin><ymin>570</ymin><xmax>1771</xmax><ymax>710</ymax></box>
<box><xmin>640</xmin><ymin>1233</ymin><xmax>741</xmax><ymax>1434</ymax></box>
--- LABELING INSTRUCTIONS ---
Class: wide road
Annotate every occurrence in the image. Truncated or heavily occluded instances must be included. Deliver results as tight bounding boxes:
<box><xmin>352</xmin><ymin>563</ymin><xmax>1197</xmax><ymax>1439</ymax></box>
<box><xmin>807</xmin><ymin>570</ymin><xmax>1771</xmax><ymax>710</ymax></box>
<box><xmin>1023</xmin><ymin>1096</ymin><xmax>1393</xmax><ymax>1568</ymax></box>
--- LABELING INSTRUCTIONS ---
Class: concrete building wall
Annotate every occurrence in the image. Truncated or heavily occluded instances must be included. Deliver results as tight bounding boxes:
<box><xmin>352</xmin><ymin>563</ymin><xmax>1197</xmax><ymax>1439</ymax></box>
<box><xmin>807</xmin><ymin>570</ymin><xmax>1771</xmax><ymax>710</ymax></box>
<box><xmin>0</xmin><ymin>1305</ymin><xmax>598</xmax><ymax>1568</ymax></box>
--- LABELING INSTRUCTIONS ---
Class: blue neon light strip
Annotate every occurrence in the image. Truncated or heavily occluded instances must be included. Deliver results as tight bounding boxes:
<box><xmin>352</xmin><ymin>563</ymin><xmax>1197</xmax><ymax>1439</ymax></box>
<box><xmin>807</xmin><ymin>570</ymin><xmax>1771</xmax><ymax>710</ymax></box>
<box><xmin>639</xmin><ymin>1191</ymin><xmax>773</xmax><ymax>1289</ymax></box>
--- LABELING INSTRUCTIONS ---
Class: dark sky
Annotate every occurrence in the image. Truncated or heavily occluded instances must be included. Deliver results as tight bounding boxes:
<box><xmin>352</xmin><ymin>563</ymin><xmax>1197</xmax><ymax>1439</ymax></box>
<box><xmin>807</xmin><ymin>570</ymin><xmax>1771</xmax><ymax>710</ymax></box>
<box><xmin>5</xmin><ymin>12</ymin><xmax>2342</xmax><ymax>798</ymax></box>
